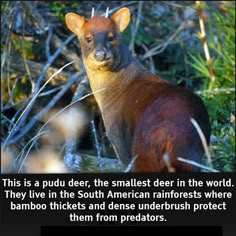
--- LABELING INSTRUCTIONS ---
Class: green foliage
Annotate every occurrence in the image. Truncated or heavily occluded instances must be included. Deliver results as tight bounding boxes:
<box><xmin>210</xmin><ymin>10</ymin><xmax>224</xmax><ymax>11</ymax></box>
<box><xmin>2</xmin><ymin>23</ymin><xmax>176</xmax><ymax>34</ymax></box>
<box><xmin>209</xmin><ymin>5</ymin><xmax>235</xmax><ymax>84</ymax></box>
<box><xmin>189</xmin><ymin>2</ymin><xmax>235</xmax><ymax>171</ymax></box>
<box><xmin>156</xmin><ymin>43</ymin><xmax>193</xmax><ymax>85</ymax></box>
<box><xmin>135</xmin><ymin>26</ymin><xmax>154</xmax><ymax>46</ymax></box>
<box><xmin>210</xmin><ymin>120</ymin><xmax>235</xmax><ymax>172</ymax></box>
<box><xmin>1</xmin><ymin>115</ymin><xmax>7</xmax><ymax>126</ymax></box>
<box><xmin>50</xmin><ymin>2</ymin><xmax>83</xmax><ymax>22</ymax></box>
<box><xmin>2</xmin><ymin>74</ymin><xmax>32</xmax><ymax>104</ymax></box>
<box><xmin>11</xmin><ymin>36</ymin><xmax>35</xmax><ymax>60</ymax></box>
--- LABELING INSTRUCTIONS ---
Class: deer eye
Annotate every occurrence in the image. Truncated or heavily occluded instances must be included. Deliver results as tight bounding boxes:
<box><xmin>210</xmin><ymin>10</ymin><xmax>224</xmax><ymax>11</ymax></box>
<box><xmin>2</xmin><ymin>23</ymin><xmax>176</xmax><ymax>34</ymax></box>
<box><xmin>85</xmin><ymin>36</ymin><xmax>92</xmax><ymax>43</ymax></box>
<box><xmin>108</xmin><ymin>33</ymin><xmax>114</xmax><ymax>42</ymax></box>
<box><xmin>108</xmin><ymin>36</ymin><xmax>114</xmax><ymax>42</ymax></box>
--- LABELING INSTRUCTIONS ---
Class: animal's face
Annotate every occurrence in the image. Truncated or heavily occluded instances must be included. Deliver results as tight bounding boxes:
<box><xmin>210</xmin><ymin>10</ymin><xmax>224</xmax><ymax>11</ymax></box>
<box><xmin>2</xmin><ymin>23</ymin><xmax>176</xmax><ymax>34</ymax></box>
<box><xmin>79</xmin><ymin>16</ymin><xmax>122</xmax><ymax>70</ymax></box>
<box><xmin>65</xmin><ymin>8</ymin><xmax>130</xmax><ymax>70</ymax></box>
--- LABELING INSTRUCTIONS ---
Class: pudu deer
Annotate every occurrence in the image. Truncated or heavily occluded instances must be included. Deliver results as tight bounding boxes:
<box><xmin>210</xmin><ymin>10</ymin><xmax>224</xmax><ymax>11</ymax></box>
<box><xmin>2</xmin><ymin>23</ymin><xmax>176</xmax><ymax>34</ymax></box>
<box><xmin>65</xmin><ymin>7</ymin><xmax>211</xmax><ymax>172</ymax></box>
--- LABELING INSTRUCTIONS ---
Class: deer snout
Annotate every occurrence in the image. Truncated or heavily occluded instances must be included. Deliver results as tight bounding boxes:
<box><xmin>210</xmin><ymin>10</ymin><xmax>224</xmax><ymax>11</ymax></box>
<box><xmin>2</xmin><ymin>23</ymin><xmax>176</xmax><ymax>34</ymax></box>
<box><xmin>94</xmin><ymin>49</ymin><xmax>106</xmax><ymax>61</ymax></box>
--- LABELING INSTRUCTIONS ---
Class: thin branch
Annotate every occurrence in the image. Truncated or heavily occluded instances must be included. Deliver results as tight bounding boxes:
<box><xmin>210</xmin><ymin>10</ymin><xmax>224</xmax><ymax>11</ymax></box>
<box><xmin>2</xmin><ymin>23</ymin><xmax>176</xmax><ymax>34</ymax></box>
<box><xmin>162</xmin><ymin>1</ymin><xmax>193</xmax><ymax>9</ymax></box>
<box><xmin>64</xmin><ymin>136</ymin><xmax>82</xmax><ymax>171</ymax></box>
<box><xmin>17</xmin><ymin>130</ymin><xmax>51</xmax><ymax>173</ymax></box>
<box><xmin>196</xmin><ymin>87</ymin><xmax>235</xmax><ymax>95</ymax></box>
<box><xmin>91</xmin><ymin>120</ymin><xmax>102</xmax><ymax>170</ymax></box>
<box><xmin>141</xmin><ymin>21</ymin><xmax>187</xmax><ymax>60</ymax></box>
<box><xmin>3</xmin><ymin>61</ymin><xmax>75</xmax><ymax>148</ymax></box>
<box><xmin>19</xmin><ymin>88</ymin><xmax>106</xmax><ymax>167</ymax></box>
<box><xmin>34</xmin><ymin>34</ymin><xmax>76</xmax><ymax>92</ymax></box>
<box><xmin>102</xmin><ymin>1</ymin><xmax>137</xmax><ymax>16</ymax></box>
<box><xmin>4</xmin><ymin>34</ymin><xmax>76</xmax><ymax>143</ymax></box>
<box><xmin>21</xmin><ymin>1</ymin><xmax>47</xmax><ymax>34</ymax></box>
<box><xmin>163</xmin><ymin>153</ymin><xmax>176</xmax><ymax>172</ymax></box>
<box><xmin>141</xmin><ymin>43</ymin><xmax>156</xmax><ymax>74</ymax></box>
<box><xmin>4</xmin><ymin>56</ymin><xmax>74</xmax><ymax>83</ymax></box>
<box><xmin>45</xmin><ymin>25</ymin><xmax>53</xmax><ymax>59</ymax></box>
<box><xmin>63</xmin><ymin>75</ymin><xmax>89</xmax><ymax>171</ymax></box>
<box><xmin>37</xmin><ymin>86</ymin><xmax>63</xmax><ymax>97</ymax></box>
<box><xmin>5</xmin><ymin>70</ymin><xmax>82</xmax><ymax>146</ymax></box>
<box><xmin>125</xmin><ymin>155</ymin><xmax>138</xmax><ymax>172</ymax></box>
<box><xmin>21</xmin><ymin>10</ymin><xmax>34</xmax><ymax>93</ymax></box>
<box><xmin>196</xmin><ymin>1</ymin><xmax>215</xmax><ymax>86</ymax></box>
<box><xmin>52</xmin><ymin>34</ymin><xmax>81</xmax><ymax>71</ymax></box>
<box><xmin>177</xmin><ymin>157</ymin><xmax>218</xmax><ymax>172</ymax></box>
<box><xmin>129</xmin><ymin>1</ymin><xmax>143</xmax><ymax>54</ymax></box>
<box><xmin>190</xmin><ymin>118</ymin><xmax>212</xmax><ymax>165</ymax></box>
<box><xmin>10</xmin><ymin>130</ymin><xmax>49</xmax><ymax>173</ymax></box>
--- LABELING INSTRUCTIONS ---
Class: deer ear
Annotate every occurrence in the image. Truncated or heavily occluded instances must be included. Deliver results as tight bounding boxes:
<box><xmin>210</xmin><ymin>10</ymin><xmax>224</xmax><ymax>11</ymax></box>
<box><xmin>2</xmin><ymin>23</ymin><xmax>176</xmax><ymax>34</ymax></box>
<box><xmin>65</xmin><ymin>13</ymin><xmax>86</xmax><ymax>36</ymax></box>
<box><xmin>111</xmin><ymin>7</ymin><xmax>130</xmax><ymax>32</ymax></box>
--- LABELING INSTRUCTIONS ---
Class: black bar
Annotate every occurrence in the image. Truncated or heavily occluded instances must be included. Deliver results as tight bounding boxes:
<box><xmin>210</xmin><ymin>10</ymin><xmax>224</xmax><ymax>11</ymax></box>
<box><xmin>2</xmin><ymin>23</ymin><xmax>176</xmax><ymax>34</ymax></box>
<box><xmin>41</xmin><ymin>226</ymin><xmax>223</xmax><ymax>236</ymax></box>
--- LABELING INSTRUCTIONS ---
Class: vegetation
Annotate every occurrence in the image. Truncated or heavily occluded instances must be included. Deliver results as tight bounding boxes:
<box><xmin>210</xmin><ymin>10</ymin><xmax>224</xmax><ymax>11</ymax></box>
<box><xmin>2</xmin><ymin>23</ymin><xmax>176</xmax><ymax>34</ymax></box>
<box><xmin>1</xmin><ymin>1</ymin><xmax>235</xmax><ymax>173</ymax></box>
<box><xmin>189</xmin><ymin>1</ymin><xmax>235</xmax><ymax>171</ymax></box>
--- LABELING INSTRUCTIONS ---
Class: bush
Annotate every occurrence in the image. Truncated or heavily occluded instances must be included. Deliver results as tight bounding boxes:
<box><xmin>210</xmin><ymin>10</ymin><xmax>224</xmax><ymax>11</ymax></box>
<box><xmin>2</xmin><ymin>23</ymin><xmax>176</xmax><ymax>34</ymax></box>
<box><xmin>189</xmin><ymin>2</ymin><xmax>235</xmax><ymax>171</ymax></box>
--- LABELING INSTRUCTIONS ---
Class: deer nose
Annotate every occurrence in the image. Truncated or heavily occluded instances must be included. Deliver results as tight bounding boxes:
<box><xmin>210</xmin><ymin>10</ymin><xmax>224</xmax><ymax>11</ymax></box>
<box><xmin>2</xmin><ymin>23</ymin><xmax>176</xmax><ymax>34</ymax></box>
<box><xmin>94</xmin><ymin>49</ymin><xmax>106</xmax><ymax>61</ymax></box>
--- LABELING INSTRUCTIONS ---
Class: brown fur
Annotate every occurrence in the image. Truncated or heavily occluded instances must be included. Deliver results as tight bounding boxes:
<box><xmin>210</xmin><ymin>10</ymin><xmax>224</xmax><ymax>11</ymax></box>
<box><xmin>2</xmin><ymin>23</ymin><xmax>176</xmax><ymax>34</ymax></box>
<box><xmin>65</xmin><ymin>8</ymin><xmax>211</xmax><ymax>172</ymax></box>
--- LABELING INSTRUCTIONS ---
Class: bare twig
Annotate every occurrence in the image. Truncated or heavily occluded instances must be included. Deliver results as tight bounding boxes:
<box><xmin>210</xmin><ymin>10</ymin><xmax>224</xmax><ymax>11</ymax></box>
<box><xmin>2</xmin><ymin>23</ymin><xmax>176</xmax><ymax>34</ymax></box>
<box><xmin>3</xmin><ymin>61</ymin><xmax>75</xmax><ymax>148</ymax></box>
<box><xmin>5</xmin><ymin>70</ymin><xmax>82</xmax><ymax>145</ymax></box>
<box><xmin>163</xmin><ymin>153</ymin><xmax>176</xmax><ymax>172</ymax></box>
<box><xmin>141</xmin><ymin>43</ymin><xmax>156</xmax><ymax>74</ymax></box>
<box><xmin>63</xmin><ymin>75</ymin><xmax>90</xmax><ymax>171</ymax></box>
<box><xmin>21</xmin><ymin>10</ymin><xmax>34</xmax><ymax>93</ymax></box>
<box><xmin>101</xmin><ymin>1</ymin><xmax>137</xmax><ymax>16</ymax></box>
<box><xmin>105</xmin><ymin>7</ymin><xmax>109</xmax><ymax>18</ymax></box>
<box><xmin>196</xmin><ymin>87</ymin><xmax>235</xmax><ymax>95</ymax></box>
<box><xmin>162</xmin><ymin>1</ymin><xmax>193</xmax><ymax>9</ymax></box>
<box><xmin>177</xmin><ymin>157</ymin><xmax>218</xmax><ymax>172</ymax></box>
<box><xmin>2</xmin><ymin>34</ymin><xmax>76</xmax><ymax>147</ymax></box>
<box><xmin>18</xmin><ymin>88</ymin><xmax>105</xmax><ymax>169</ymax></box>
<box><xmin>196</xmin><ymin>1</ymin><xmax>215</xmax><ymax>86</ymax></box>
<box><xmin>34</xmin><ymin>34</ymin><xmax>76</xmax><ymax>93</ymax></box>
<box><xmin>190</xmin><ymin>118</ymin><xmax>212</xmax><ymax>165</ymax></box>
<box><xmin>45</xmin><ymin>25</ymin><xmax>53</xmax><ymax>59</ymax></box>
<box><xmin>11</xmin><ymin>130</ymin><xmax>49</xmax><ymax>173</ymax></box>
<box><xmin>21</xmin><ymin>1</ymin><xmax>48</xmax><ymax>34</ymax></box>
<box><xmin>64</xmin><ymin>137</ymin><xmax>82</xmax><ymax>171</ymax></box>
<box><xmin>91</xmin><ymin>7</ymin><xmax>95</xmax><ymax>18</ymax></box>
<box><xmin>52</xmin><ymin>34</ymin><xmax>81</xmax><ymax>71</ymax></box>
<box><xmin>37</xmin><ymin>86</ymin><xmax>63</xmax><ymax>97</ymax></box>
<box><xmin>3</xmin><ymin>56</ymin><xmax>74</xmax><ymax>84</ymax></box>
<box><xmin>125</xmin><ymin>155</ymin><xmax>138</xmax><ymax>172</ymax></box>
<box><xmin>129</xmin><ymin>1</ymin><xmax>143</xmax><ymax>54</ymax></box>
<box><xmin>91</xmin><ymin>120</ymin><xmax>102</xmax><ymax>170</ymax></box>
<box><xmin>141</xmin><ymin>21</ymin><xmax>187</xmax><ymax>60</ymax></box>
